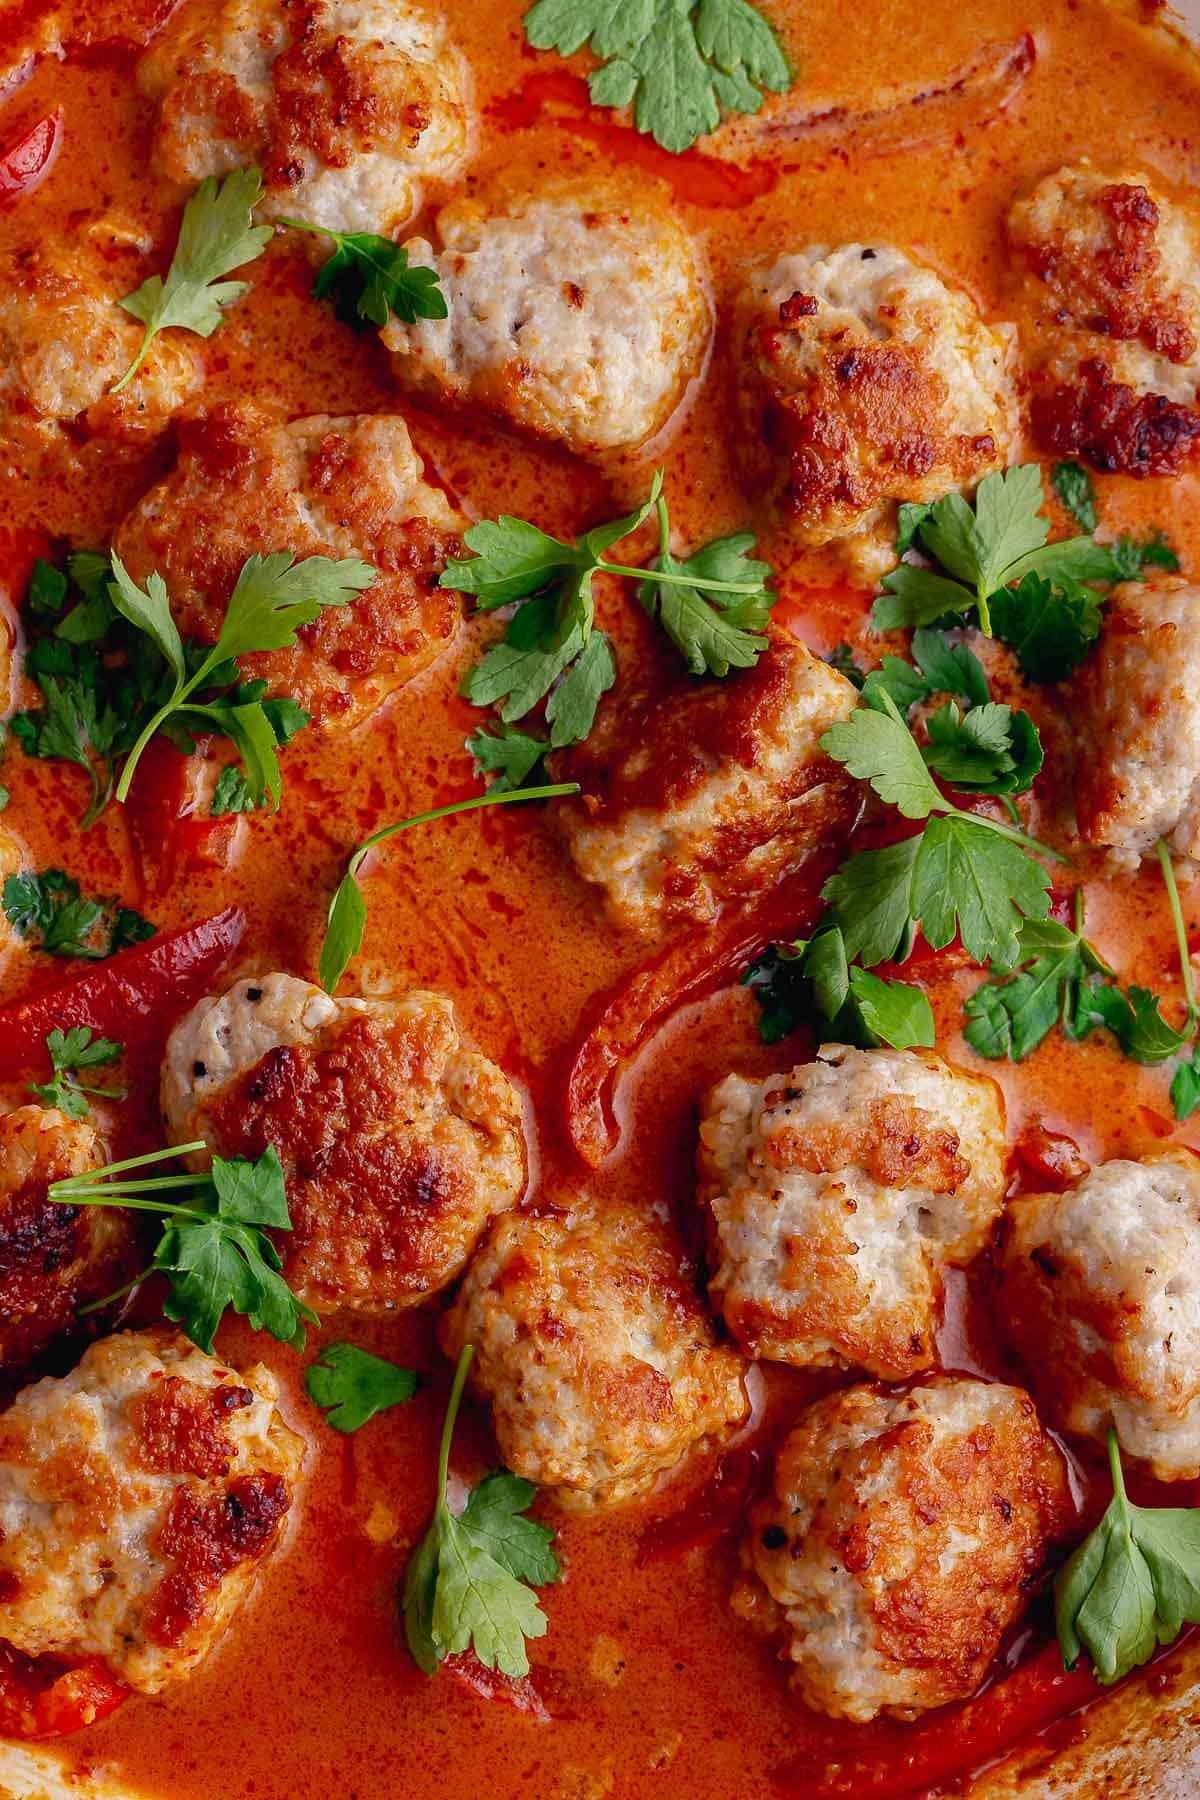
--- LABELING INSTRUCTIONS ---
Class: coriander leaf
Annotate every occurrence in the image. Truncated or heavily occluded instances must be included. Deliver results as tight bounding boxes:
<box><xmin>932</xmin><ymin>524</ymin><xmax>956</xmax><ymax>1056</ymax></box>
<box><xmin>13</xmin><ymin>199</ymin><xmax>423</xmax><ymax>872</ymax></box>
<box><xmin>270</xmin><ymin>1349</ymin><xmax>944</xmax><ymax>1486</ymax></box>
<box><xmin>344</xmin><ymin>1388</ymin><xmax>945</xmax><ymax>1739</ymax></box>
<box><xmin>2</xmin><ymin>869</ymin><xmax>156</xmax><ymax>961</ymax></box>
<box><xmin>459</xmin><ymin>1472</ymin><xmax>561</xmax><ymax>1587</ymax></box>
<box><xmin>441</xmin><ymin>518</ymin><xmax>583</xmax><ymax>609</ymax></box>
<box><xmin>911</xmin><ymin>815</ymin><xmax>1051</xmax><ymax>967</ymax></box>
<box><xmin>213</xmin><ymin>550</ymin><xmax>375</xmax><ymax>662</ymax></box>
<box><xmin>278</xmin><ymin>218</ymin><xmax>447</xmax><ymax>327</ymax></box>
<box><xmin>921</xmin><ymin>700</ymin><xmax>1043</xmax><ymax>796</ymax></box>
<box><xmin>28</xmin><ymin>1026</ymin><xmax>124</xmax><ymax>1119</ymax></box>
<box><xmin>821</xmin><ymin>834</ymin><xmax>921</xmax><ymax>968</ymax></box>
<box><xmin>964</xmin><ymin>917</ymin><xmax>1109</xmax><ymax>1061</ymax></box>
<box><xmin>872</xmin><ymin>563</ymin><xmax>976</xmax><ymax>633</ymax></box>
<box><xmin>1172</xmin><ymin>1054</ymin><xmax>1200</xmax><ymax>1123</ymax></box>
<box><xmin>1052</xmin><ymin>461</ymin><xmax>1097</xmax><ymax>533</ymax></box>
<box><xmin>109</xmin><ymin>554</ymin><xmax>184</xmax><ymax>682</ymax></box>
<box><xmin>988</xmin><ymin>573</ymin><xmax>1103</xmax><ymax>683</ymax></box>
<box><xmin>432</xmin><ymin>1510</ymin><xmax>551</xmax><ymax>1677</ymax></box>
<box><xmin>524</xmin><ymin>0</ymin><xmax>791</xmax><ymax>155</ymax></box>
<box><xmin>743</xmin><ymin>926</ymin><xmax>932</xmax><ymax>1050</ymax></box>
<box><xmin>467</xmin><ymin>725</ymin><xmax>550</xmax><ymax>793</ymax></box>
<box><xmin>909</xmin><ymin>628</ymin><xmax>991</xmax><ymax>709</ymax></box>
<box><xmin>1071</xmin><ymin>980</ymin><xmax>1187</xmax><ymax>1065</ymax></box>
<box><xmin>544</xmin><ymin>628</ymin><xmax>616</xmax><ymax>747</ymax></box>
<box><xmin>1057</xmin><ymin>1431</ymin><xmax>1200</xmax><ymax>1684</ymax></box>
<box><xmin>847</xmin><ymin>965</ymin><xmax>935</xmax><ymax>1049</ymax></box>
<box><xmin>639</xmin><ymin>531</ymin><xmax>775</xmax><ymax>677</ymax></box>
<box><xmin>114</xmin><ymin>167</ymin><xmax>271</xmax><ymax>392</ymax></box>
<box><xmin>969</xmin><ymin>464</ymin><xmax>1051</xmax><ymax>592</ymax></box>
<box><xmin>820</xmin><ymin>698</ymin><xmax>945</xmax><ymax>819</ymax></box>
<box><xmin>306</xmin><ymin>1343</ymin><xmax>419</xmax><ymax>1433</ymax></box>
<box><xmin>212</xmin><ymin>1146</ymin><xmax>291</xmax><ymax>1229</ymax></box>
<box><xmin>464</xmin><ymin>625</ymin><xmax>584</xmax><ymax>725</ymax></box>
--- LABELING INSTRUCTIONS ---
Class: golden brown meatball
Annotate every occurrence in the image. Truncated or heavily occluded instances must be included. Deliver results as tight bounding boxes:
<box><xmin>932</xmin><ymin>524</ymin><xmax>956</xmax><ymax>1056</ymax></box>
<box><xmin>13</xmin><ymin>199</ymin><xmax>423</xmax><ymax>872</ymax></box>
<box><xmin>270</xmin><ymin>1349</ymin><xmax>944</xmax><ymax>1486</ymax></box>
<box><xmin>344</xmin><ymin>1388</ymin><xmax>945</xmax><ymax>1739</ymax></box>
<box><xmin>697</xmin><ymin>1045</ymin><xmax>1008</xmax><ymax>1379</ymax></box>
<box><xmin>1007</xmin><ymin>164</ymin><xmax>1200</xmax><ymax>474</ymax></box>
<box><xmin>112</xmin><ymin>404</ymin><xmax>465</xmax><ymax>727</ymax></box>
<box><xmin>733</xmin><ymin>244</ymin><xmax>1015</xmax><ymax>568</ymax></box>
<box><xmin>0</xmin><ymin>1328</ymin><xmax>303</xmax><ymax>1694</ymax></box>
<box><xmin>383</xmin><ymin>180</ymin><xmax>710</xmax><ymax>458</ymax></box>
<box><xmin>440</xmin><ymin>1199</ymin><xmax>749</xmax><ymax>1509</ymax></box>
<box><xmin>138</xmin><ymin>0</ymin><xmax>474</xmax><ymax>234</ymax></box>
<box><xmin>162</xmin><ymin>974</ymin><xmax>526</xmax><ymax>1314</ymax></box>
<box><xmin>1000</xmin><ymin>1152</ymin><xmax>1200</xmax><ymax>1480</ymax></box>
<box><xmin>0</xmin><ymin>1106</ymin><xmax>134</xmax><ymax>1375</ymax></box>
<box><xmin>549</xmin><ymin>636</ymin><xmax>859</xmax><ymax>937</ymax></box>
<box><xmin>732</xmin><ymin>1378</ymin><xmax>1072</xmax><ymax>1721</ymax></box>
<box><xmin>1071</xmin><ymin>576</ymin><xmax>1200</xmax><ymax>864</ymax></box>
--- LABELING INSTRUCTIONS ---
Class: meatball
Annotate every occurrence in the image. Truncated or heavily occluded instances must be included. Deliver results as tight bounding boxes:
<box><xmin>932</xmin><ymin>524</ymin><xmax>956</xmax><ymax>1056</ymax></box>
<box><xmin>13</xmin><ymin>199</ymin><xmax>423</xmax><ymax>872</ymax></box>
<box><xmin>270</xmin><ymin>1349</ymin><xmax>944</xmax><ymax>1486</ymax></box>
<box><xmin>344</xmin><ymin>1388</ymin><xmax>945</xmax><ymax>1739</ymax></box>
<box><xmin>162</xmin><ymin>974</ymin><xmax>525</xmax><ymax>1314</ymax></box>
<box><xmin>440</xmin><ymin>1199</ymin><xmax>748</xmax><ymax>1508</ymax></box>
<box><xmin>697</xmin><ymin>1045</ymin><xmax>1007</xmax><ymax>1379</ymax></box>
<box><xmin>112</xmin><ymin>404</ymin><xmax>465</xmax><ymax>726</ymax></box>
<box><xmin>733</xmin><ymin>1378</ymin><xmax>1072</xmax><ymax>1721</ymax></box>
<box><xmin>1007</xmin><ymin>165</ymin><xmax>1200</xmax><ymax>473</ymax></box>
<box><xmin>733</xmin><ymin>244</ymin><xmax>1015</xmax><ymax>566</ymax></box>
<box><xmin>137</xmin><ymin>0</ymin><xmax>473</xmax><ymax>234</ymax></box>
<box><xmin>0</xmin><ymin>223</ymin><xmax>199</xmax><ymax>441</ymax></box>
<box><xmin>382</xmin><ymin>182</ymin><xmax>710</xmax><ymax>457</ymax></box>
<box><xmin>548</xmin><ymin>636</ymin><xmax>860</xmax><ymax>936</ymax></box>
<box><xmin>1000</xmin><ymin>1152</ymin><xmax>1200</xmax><ymax>1480</ymax></box>
<box><xmin>0</xmin><ymin>1107</ymin><xmax>135</xmax><ymax>1374</ymax></box>
<box><xmin>0</xmin><ymin>1327</ymin><xmax>303</xmax><ymax>1693</ymax></box>
<box><xmin>1070</xmin><ymin>576</ymin><xmax>1200</xmax><ymax>863</ymax></box>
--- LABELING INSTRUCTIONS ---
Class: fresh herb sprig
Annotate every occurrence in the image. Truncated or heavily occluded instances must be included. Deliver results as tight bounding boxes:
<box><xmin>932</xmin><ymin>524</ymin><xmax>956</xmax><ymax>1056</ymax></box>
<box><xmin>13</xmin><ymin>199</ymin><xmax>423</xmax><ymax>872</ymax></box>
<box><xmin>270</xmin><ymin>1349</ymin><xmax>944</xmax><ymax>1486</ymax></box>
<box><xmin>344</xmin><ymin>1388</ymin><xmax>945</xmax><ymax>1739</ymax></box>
<box><xmin>403</xmin><ymin>1344</ymin><xmax>561</xmax><ymax>1680</ymax></box>
<box><xmin>276</xmin><ymin>219</ymin><xmax>447</xmax><ymax>327</ymax></box>
<box><xmin>3</xmin><ymin>869</ymin><xmax>155</xmax><ymax>961</ymax></box>
<box><xmin>29</xmin><ymin>1028</ymin><xmax>124</xmax><ymax>1120</ymax></box>
<box><xmin>113</xmin><ymin>167</ymin><xmax>271</xmax><ymax>393</ymax></box>
<box><xmin>1057</xmin><ymin>1429</ymin><xmax>1200</xmax><ymax>1684</ymax></box>
<box><xmin>523</xmin><ymin>0</ymin><xmax>792</xmax><ymax>153</ymax></box>
<box><xmin>319</xmin><ymin>784</ymin><xmax>580</xmax><ymax>996</ymax></box>
<box><xmin>306</xmin><ymin>1343</ymin><xmax>419</xmax><ymax>1433</ymax></box>
<box><xmin>49</xmin><ymin>1142</ymin><xmax>318</xmax><ymax>1354</ymax></box>
<box><xmin>1053</xmin><ymin>462</ymin><xmax>1181</xmax><ymax>579</ymax></box>
<box><xmin>745</xmin><ymin>927</ymin><xmax>934</xmax><ymax>1052</ymax></box>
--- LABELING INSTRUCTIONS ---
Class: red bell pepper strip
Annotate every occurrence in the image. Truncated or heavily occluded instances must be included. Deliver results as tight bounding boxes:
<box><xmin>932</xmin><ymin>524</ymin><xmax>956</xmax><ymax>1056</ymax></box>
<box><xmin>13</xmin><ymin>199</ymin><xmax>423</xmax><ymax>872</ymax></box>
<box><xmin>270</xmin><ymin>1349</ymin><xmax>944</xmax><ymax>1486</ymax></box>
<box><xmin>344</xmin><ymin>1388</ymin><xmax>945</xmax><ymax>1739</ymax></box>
<box><xmin>443</xmin><ymin>1651</ymin><xmax>568</xmax><ymax>1721</ymax></box>
<box><xmin>0</xmin><ymin>112</ymin><xmax>62</xmax><ymax>210</ymax></box>
<box><xmin>0</xmin><ymin>906</ymin><xmax>246</xmax><ymax>1079</ymax></box>
<box><xmin>0</xmin><ymin>1643</ymin><xmax>128</xmax><ymax>1739</ymax></box>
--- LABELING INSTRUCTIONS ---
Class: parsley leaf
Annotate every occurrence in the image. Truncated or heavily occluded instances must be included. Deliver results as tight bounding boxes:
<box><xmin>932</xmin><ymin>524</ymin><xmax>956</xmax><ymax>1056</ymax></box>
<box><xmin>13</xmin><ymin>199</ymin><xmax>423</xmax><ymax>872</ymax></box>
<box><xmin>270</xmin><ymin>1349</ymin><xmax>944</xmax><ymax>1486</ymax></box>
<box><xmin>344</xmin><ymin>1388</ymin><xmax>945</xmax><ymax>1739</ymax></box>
<box><xmin>1172</xmin><ymin>1054</ymin><xmax>1200</xmax><ymax>1123</ymax></box>
<box><xmin>319</xmin><ymin>784</ymin><xmax>579</xmax><ymax>996</ymax></box>
<box><xmin>113</xmin><ymin>167</ymin><xmax>271</xmax><ymax>393</ymax></box>
<box><xmin>964</xmin><ymin>916</ymin><xmax>1113</xmax><ymax>1061</ymax></box>
<box><xmin>277</xmin><ymin>218</ymin><xmax>448</xmax><ymax>327</ymax></box>
<box><xmin>744</xmin><ymin>929</ymin><xmax>933</xmax><ymax>1051</ymax></box>
<box><xmin>911</xmin><ymin>814</ymin><xmax>1051</xmax><ymax>969</ymax></box>
<box><xmin>3</xmin><ymin>869</ymin><xmax>155</xmax><ymax>961</ymax></box>
<box><xmin>523</xmin><ymin>0</ymin><xmax>791</xmax><ymax>154</ymax></box>
<box><xmin>1052</xmin><ymin>460</ymin><xmax>1097</xmax><ymax>533</ymax></box>
<box><xmin>28</xmin><ymin>1027</ymin><xmax>124</xmax><ymax>1120</ymax></box>
<box><xmin>638</xmin><ymin>524</ymin><xmax>775</xmax><ymax>677</ymax></box>
<box><xmin>48</xmin><ymin>1142</ymin><xmax>318</xmax><ymax>1355</ymax></box>
<box><xmin>467</xmin><ymin>725</ymin><xmax>551</xmax><ymax>793</ymax></box>
<box><xmin>922</xmin><ymin>699</ymin><xmax>1043</xmax><ymax>796</ymax></box>
<box><xmin>988</xmin><ymin>573</ymin><xmax>1104</xmax><ymax>682</ymax></box>
<box><xmin>1070</xmin><ymin>980</ymin><xmax>1187</xmax><ymax>1065</ymax></box>
<box><xmin>305</xmin><ymin>1343</ymin><xmax>419</xmax><ymax>1433</ymax></box>
<box><xmin>821</xmin><ymin>695</ymin><xmax>945</xmax><ymax>818</ymax></box>
<box><xmin>1057</xmin><ymin>1430</ymin><xmax>1200</xmax><ymax>1684</ymax></box>
<box><xmin>403</xmin><ymin>1345</ymin><xmax>560</xmax><ymax>1679</ymax></box>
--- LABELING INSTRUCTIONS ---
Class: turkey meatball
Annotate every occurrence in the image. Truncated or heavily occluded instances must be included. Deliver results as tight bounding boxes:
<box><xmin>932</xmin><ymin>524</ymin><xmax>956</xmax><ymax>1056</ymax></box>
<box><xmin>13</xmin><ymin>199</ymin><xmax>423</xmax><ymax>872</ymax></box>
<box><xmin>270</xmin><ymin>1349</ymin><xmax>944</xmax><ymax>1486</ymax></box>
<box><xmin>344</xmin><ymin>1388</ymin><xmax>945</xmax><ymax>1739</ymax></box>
<box><xmin>112</xmin><ymin>405</ymin><xmax>465</xmax><ymax>727</ymax></box>
<box><xmin>733</xmin><ymin>244</ymin><xmax>1015</xmax><ymax>567</ymax></box>
<box><xmin>0</xmin><ymin>1328</ymin><xmax>303</xmax><ymax>1693</ymax></box>
<box><xmin>440</xmin><ymin>1199</ymin><xmax>748</xmax><ymax>1509</ymax></box>
<box><xmin>549</xmin><ymin>636</ymin><xmax>859</xmax><ymax>936</ymax></box>
<box><xmin>0</xmin><ymin>222</ymin><xmax>199</xmax><ymax>441</ymax></box>
<box><xmin>697</xmin><ymin>1045</ymin><xmax>1007</xmax><ymax>1379</ymax></box>
<box><xmin>138</xmin><ymin>0</ymin><xmax>473</xmax><ymax>234</ymax></box>
<box><xmin>733</xmin><ymin>1378</ymin><xmax>1071</xmax><ymax>1721</ymax></box>
<box><xmin>162</xmin><ymin>974</ymin><xmax>525</xmax><ymax>1314</ymax></box>
<box><xmin>1070</xmin><ymin>576</ymin><xmax>1200</xmax><ymax>863</ymax></box>
<box><xmin>1007</xmin><ymin>164</ymin><xmax>1200</xmax><ymax>474</ymax></box>
<box><xmin>0</xmin><ymin>1107</ymin><xmax>135</xmax><ymax>1375</ymax></box>
<box><xmin>382</xmin><ymin>182</ymin><xmax>710</xmax><ymax>457</ymax></box>
<box><xmin>1000</xmin><ymin>1152</ymin><xmax>1200</xmax><ymax>1480</ymax></box>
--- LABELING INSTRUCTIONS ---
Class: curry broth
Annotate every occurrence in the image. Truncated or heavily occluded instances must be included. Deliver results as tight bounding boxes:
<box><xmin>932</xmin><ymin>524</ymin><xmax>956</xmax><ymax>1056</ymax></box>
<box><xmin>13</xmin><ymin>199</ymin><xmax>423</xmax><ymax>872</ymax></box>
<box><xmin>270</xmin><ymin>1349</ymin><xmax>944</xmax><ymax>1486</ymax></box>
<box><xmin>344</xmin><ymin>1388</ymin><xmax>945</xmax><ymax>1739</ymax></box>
<box><xmin>2</xmin><ymin>0</ymin><xmax>1200</xmax><ymax>1793</ymax></box>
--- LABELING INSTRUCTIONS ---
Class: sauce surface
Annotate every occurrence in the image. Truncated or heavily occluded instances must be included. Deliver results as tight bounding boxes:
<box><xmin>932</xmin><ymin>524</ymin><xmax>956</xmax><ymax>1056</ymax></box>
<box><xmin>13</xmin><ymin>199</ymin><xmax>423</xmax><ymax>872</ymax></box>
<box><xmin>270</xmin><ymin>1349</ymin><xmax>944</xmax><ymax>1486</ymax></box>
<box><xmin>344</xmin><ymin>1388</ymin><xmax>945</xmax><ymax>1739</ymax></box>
<box><xmin>1</xmin><ymin>0</ymin><xmax>1200</xmax><ymax>1795</ymax></box>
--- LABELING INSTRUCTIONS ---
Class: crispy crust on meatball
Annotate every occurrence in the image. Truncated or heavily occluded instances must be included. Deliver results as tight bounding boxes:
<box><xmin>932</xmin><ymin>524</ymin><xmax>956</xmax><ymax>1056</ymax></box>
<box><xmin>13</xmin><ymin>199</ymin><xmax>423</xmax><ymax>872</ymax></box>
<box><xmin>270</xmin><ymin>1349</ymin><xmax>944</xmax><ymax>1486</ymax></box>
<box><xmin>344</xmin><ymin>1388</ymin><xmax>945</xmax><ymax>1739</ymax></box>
<box><xmin>733</xmin><ymin>244</ymin><xmax>1015</xmax><ymax>565</ymax></box>
<box><xmin>697</xmin><ymin>1045</ymin><xmax>1008</xmax><ymax>1378</ymax></box>
<box><xmin>0</xmin><ymin>1107</ymin><xmax>136</xmax><ymax>1375</ymax></box>
<box><xmin>112</xmin><ymin>404</ymin><xmax>464</xmax><ymax>727</ymax></box>
<box><xmin>0</xmin><ymin>1328</ymin><xmax>303</xmax><ymax>1693</ymax></box>
<box><xmin>1071</xmin><ymin>577</ymin><xmax>1200</xmax><ymax>863</ymax></box>
<box><xmin>162</xmin><ymin>974</ymin><xmax>526</xmax><ymax>1314</ymax></box>
<box><xmin>382</xmin><ymin>181</ymin><xmax>711</xmax><ymax>457</ymax></box>
<box><xmin>1007</xmin><ymin>165</ymin><xmax>1200</xmax><ymax>473</ymax></box>
<box><xmin>138</xmin><ymin>0</ymin><xmax>474</xmax><ymax>234</ymax></box>
<box><xmin>1000</xmin><ymin>1152</ymin><xmax>1200</xmax><ymax>1479</ymax></box>
<box><xmin>0</xmin><ymin>223</ymin><xmax>200</xmax><ymax>439</ymax></box>
<box><xmin>732</xmin><ymin>1378</ymin><xmax>1072</xmax><ymax>1721</ymax></box>
<box><xmin>440</xmin><ymin>1200</ymin><xmax>749</xmax><ymax>1508</ymax></box>
<box><xmin>548</xmin><ymin>636</ymin><xmax>860</xmax><ymax>936</ymax></box>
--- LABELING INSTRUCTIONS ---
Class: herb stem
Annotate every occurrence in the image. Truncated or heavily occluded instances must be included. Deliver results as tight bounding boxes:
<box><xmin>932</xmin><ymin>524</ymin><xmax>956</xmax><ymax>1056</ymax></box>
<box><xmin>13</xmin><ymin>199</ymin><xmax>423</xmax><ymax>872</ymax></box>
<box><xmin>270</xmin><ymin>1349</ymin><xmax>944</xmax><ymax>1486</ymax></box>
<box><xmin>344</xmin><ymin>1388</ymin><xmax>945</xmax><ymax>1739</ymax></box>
<box><xmin>47</xmin><ymin>1191</ymin><xmax>205</xmax><ymax>1217</ymax></box>
<box><xmin>945</xmin><ymin>805</ymin><xmax>1069</xmax><ymax>864</ymax></box>
<box><xmin>437</xmin><ymin>1344</ymin><xmax>475</xmax><ymax>1508</ymax></box>
<box><xmin>1156</xmin><ymin>837</ymin><xmax>1197</xmax><ymax>1031</ymax></box>
<box><xmin>51</xmin><ymin>1139</ymin><xmax>207</xmax><ymax>1182</ymax></box>
<box><xmin>1107</xmin><ymin>1427</ymin><xmax>1128</xmax><ymax>1510</ymax></box>
<box><xmin>348</xmin><ymin>784</ymin><xmax>580</xmax><ymax>878</ymax></box>
<box><xmin>597</xmin><ymin>558</ymin><xmax>760</xmax><ymax>596</ymax></box>
<box><xmin>78</xmin><ymin>1271</ymin><xmax>148</xmax><ymax>1316</ymax></box>
<box><xmin>52</xmin><ymin>1174</ymin><xmax>208</xmax><ymax>1197</ymax></box>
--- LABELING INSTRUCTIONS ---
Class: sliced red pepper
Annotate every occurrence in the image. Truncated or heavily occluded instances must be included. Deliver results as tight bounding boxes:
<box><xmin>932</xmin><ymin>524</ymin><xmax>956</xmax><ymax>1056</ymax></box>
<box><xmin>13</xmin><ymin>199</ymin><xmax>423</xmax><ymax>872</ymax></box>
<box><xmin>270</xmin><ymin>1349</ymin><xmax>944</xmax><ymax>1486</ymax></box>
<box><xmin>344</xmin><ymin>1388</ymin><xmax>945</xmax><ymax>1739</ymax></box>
<box><xmin>0</xmin><ymin>112</ymin><xmax>62</xmax><ymax>210</ymax></box>
<box><xmin>125</xmin><ymin>737</ymin><xmax>243</xmax><ymax>896</ymax></box>
<box><xmin>0</xmin><ymin>906</ymin><xmax>245</xmax><ymax>1079</ymax></box>
<box><xmin>0</xmin><ymin>1643</ymin><xmax>128</xmax><ymax>1739</ymax></box>
<box><xmin>443</xmin><ymin>1652</ymin><xmax>565</xmax><ymax>1721</ymax></box>
<box><xmin>1013</xmin><ymin>1123</ymin><xmax>1090</xmax><ymax>1193</ymax></box>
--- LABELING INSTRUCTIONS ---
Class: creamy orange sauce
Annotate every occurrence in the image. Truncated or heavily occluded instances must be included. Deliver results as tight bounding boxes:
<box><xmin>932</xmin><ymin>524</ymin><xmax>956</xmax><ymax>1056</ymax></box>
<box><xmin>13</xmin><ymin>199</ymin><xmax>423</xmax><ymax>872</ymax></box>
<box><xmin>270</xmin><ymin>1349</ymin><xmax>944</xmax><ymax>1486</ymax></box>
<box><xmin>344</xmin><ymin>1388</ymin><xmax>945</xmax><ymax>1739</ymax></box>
<box><xmin>2</xmin><ymin>0</ymin><xmax>1200</xmax><ymax>1794</ymax></box>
